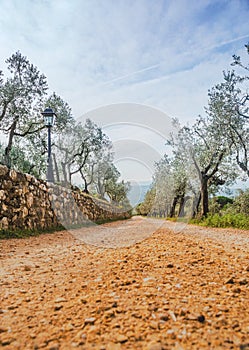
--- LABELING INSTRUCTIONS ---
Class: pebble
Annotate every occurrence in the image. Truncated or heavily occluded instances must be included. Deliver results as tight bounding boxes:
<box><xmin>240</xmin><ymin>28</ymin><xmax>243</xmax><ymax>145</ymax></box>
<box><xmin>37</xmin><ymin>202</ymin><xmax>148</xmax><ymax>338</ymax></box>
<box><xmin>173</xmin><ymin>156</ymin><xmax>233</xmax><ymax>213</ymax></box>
<box><xmin>0</xmin><ymin>327</ymin><xmax>8</xmax><ymax>333</ymax></box>
<box><xmin>23</xmin><ymin>265</ymin><xmax>31</xmax><ymax>271</ymax></box>
<box><xmin>225</xmin><ymin>277</ymin><xmax>235</xmax><ymax>284</ymax></box>
<box><xmin>106</xmin><ymin>343</ymin><xmax>121</xmax><ymax>350</ymax></box>
<box><xmin>158</xmin><ymin>313</ymin><xmax>169</xmax><ymax>321</ymax></box>
<box><xmin>168</xmin><ymin>310</ymin><xmax>177</xmax><ymax>322</ymax></box>
<box><xmin>166</xmin><ymin>264</ymin><xmax>174</xmax><ymax>268</ymax></box>
<box><xmin>54</xmin><ymin>297</ymin><xmax>67</xmax><ymax>303</ymax></box>
<box><xmin>239</xmin><ymin>278</ymin><xmax>248</xmax><ymax>285</ymax></box>
<box><xmin>115</xmin><ymin>334</ymin><xmax>128</xmax><ymax>343</ymax></box>
<box><xmin>197</xmin><ymin>315</ymin><xmax>205</xmax><ymax>323</ymax></box>
<box><xmin>84</xmin><ymin>317</ymin><xmax>96</xmax><ymax>325</ymax></box>
<box><xmin>54</xmin><ymin>305</ymin><xmax>63</xmax><ymax>311</ymax></box>
<box><xmin>146</xmin><ymin>341</ymin><xmax>162</xmax><ymax>350</ymax></box>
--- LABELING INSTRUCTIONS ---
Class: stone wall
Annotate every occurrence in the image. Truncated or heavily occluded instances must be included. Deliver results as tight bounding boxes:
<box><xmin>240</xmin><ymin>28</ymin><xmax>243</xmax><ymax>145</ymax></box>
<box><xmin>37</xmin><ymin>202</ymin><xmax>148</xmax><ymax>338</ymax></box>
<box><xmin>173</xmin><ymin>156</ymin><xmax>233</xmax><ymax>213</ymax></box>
<box><xmin>0</xmin><ymin>165</ymin><xmax>131</xmax><ymax>232</ymax></box>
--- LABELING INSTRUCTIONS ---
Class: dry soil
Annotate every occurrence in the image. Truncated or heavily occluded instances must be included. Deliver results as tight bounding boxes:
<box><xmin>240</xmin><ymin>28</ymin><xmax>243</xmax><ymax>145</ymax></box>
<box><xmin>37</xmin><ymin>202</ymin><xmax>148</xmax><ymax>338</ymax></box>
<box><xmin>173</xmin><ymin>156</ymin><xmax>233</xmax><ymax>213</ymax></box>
<box><xmin>0</xmin><ymin>216</ymin><xmax>249</xmax><ymax>350</ymax></box>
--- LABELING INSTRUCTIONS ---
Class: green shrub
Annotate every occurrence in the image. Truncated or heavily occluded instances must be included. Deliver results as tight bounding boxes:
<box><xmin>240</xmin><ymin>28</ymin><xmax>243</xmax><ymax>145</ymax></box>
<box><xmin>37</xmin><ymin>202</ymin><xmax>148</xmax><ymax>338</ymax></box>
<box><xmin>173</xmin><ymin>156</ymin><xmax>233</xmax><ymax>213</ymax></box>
<box><xmin>194</xmin><ymin>213</ymin><xmax>249</xmax><ymax>230</ymax></box>
<box><xmin>226</xmin><ymin>189</ymin><xmax>249</xmax><ymax>215</ymax></box>
<box><xmin>209</xmin><ymin>196</ymin><xmax>234</xmax><ymax>215</ymax></box>
<box><xmin>190</xmin><ymin>189</ymin><xmax>249</xmax><ymax>229</ymax></box>
<box><xmin>216</xmin><ymin>196</ymin><xmax>234</xmax><ymax>207</ymax></box>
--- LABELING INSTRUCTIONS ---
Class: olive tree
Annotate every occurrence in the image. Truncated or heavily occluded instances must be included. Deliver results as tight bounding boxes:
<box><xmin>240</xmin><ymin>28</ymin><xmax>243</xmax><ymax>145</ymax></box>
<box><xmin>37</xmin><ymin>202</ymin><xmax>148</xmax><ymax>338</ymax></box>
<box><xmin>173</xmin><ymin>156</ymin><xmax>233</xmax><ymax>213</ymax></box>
<box><xmin>0</xmin><ymin>52</ymin><xmax>48</xmax><ymax>167</ymax></box>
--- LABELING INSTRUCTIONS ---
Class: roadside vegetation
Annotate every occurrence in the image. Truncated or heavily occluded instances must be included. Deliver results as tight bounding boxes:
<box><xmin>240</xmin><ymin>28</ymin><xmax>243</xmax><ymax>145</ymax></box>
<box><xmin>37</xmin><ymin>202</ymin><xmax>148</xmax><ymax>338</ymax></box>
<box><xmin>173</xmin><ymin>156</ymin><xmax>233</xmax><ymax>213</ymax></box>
<box><xmin>191</xmin><ymin>191</ymin><xmax>249</xmax><ymax>230</ymax></box>
<box><xmin>137</xmin><ymin>44</ymin><xmax>249</xmax><ymax>229</ymax></box>
<box><xmin>0</xmin><ymin>52</ymin><xmax>130</xmax><ymax>208</ymax></box>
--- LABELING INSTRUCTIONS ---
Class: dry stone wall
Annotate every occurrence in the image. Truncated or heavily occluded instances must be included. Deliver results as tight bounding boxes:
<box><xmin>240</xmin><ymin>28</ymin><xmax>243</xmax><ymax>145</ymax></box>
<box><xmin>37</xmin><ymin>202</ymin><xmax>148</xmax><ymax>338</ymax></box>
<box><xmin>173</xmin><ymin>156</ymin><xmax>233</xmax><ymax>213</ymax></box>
<box><xmin>0</xmin><ymin>165</ymin><xmax>131</xmax><ymax>232</ymax></box>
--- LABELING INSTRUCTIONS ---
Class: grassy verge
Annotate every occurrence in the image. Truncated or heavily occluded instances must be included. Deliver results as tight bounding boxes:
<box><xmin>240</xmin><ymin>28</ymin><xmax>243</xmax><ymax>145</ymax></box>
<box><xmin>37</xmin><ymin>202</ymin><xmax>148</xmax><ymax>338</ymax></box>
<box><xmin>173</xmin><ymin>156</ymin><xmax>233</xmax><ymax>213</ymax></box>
<box><xmin>190</xmin><ymin>213</ymin><xmax>249</xmax><ymax>230</ymax></box>
<box><xmin>0</xmin><ymin>225</ymin><xmax>65</xmax><ymax>240</ymax></box>
<box><xmin>0</xmin><ymin>215</ymin><xmax>132</xmax><ymax>240</ymax></box>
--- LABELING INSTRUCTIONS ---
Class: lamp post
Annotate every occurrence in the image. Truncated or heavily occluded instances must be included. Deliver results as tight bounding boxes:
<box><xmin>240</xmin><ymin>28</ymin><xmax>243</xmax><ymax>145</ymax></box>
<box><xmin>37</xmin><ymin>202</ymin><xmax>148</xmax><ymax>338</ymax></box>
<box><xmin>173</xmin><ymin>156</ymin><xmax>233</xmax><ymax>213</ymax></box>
<box><xmin>42</xmin><ymin>108</ymin><xmax>56</xmax><ymax>182</ymax></box>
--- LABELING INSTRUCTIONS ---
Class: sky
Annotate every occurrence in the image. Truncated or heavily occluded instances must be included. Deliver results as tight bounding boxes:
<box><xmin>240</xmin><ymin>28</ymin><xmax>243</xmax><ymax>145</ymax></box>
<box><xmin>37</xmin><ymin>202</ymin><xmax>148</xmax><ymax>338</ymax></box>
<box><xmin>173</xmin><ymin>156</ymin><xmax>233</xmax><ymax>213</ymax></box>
<box><xmin>1</xmin><ymin>0</ymin><xmax>249</xmax><ymax>183</ymax></box>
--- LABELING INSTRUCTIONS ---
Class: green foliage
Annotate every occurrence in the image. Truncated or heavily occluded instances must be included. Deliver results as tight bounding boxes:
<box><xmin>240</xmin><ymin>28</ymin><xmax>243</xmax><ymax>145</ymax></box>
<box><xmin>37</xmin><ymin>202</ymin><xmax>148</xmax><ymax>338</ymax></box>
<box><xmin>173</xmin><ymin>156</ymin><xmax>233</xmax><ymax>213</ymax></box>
<box><xmin>45</xmin><ymin>92</ymin><xmax>73</xmax><ymax>132</ymax></box>
<box><xmin>136</xmin><ymin>187</ymin><xmax>156</xmax><ymax>216</ymax></box>
<box><xmin>230</xmin><ymin>45</ymin><xmax>249</xmax><ymax>176</ymax></box>
<box><xmin>0</xmin><ymin>225</ymin><xmax>65</xmax><ymax>239</ymax></box>
<box><xmin>192</xmin><ymin>213</ymin><xmax>249</xmax><ymax>230</ymax></box>
<box><xmin>106</xmin><ymin>178</ymin><xmax>130</xmax><ymax>205</ymax></box>
<box><xmin>0</xmin><ymin>142</ymin><xmax>43</xmax><ymax>177</ymax></box>
<box><xmin>153</xmin><ymin>153</ymin><xmax>189</xmax><ymax>217</ymax></box>
<box><xmin>0</xmin><ymin>51</ymin><xmax>48</xmax><ymax>167</ymax></box>
<box><xmin>0</xmin><ymin>52</ymin><xmax>73</xmax><ymax>177</ymax></box>
<box><xmin>208</xmin><ymin>196</ymin><xmax>234</xmax><ymax>214</ymax></box>
<box><xmin>225</xmin><ymin>189</ymin><xmax>249</xmax><ymax>215</ymax></box>
<box><xmin>192</xmin><ymin>189</ymin><xmax>249</xmax><ymax>229</ymax></box>
<box><xmin>216</xmin><ymin>196</ymin><xmax>234</xmax><ymax>207</ymax></box>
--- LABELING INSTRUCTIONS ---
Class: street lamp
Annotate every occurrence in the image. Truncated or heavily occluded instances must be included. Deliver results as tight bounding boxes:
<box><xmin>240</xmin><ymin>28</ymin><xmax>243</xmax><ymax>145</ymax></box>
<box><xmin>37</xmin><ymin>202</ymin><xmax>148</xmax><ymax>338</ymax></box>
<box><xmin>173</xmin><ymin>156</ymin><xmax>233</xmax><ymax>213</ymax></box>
<box><xmin>42</xmin><ymin>107</ymin><xmax>56</xmax><ymax>182</ymax></box>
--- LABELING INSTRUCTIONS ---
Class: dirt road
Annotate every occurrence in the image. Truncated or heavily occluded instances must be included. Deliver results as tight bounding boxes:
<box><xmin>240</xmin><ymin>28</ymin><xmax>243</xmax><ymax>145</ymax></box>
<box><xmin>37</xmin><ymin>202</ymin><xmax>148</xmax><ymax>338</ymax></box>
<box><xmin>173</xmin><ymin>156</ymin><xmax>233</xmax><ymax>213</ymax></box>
<box><xmin>0</xmin><ymin>217</ymin><xmax>249</xmax><ymax>349</ymax></box>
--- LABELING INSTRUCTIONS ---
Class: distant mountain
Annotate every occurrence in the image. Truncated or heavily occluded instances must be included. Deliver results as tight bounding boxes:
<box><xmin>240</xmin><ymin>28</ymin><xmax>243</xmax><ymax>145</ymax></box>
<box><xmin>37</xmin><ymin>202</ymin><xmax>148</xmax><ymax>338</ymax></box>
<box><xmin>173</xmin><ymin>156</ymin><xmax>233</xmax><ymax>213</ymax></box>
<box><xmin>127</xmin><ymin>181</ymin><xmax>151</xmax><ymax>207</ymax></box>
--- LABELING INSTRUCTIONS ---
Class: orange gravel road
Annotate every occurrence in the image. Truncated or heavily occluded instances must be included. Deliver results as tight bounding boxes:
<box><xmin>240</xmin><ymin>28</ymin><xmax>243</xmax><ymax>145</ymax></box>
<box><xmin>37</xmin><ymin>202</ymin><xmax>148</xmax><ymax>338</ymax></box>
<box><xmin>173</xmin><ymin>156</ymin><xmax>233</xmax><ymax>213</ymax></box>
<box><xmin>0</xmin><ymin>216</ymin><xmax>249</xmax><ymax>350</ymax></box>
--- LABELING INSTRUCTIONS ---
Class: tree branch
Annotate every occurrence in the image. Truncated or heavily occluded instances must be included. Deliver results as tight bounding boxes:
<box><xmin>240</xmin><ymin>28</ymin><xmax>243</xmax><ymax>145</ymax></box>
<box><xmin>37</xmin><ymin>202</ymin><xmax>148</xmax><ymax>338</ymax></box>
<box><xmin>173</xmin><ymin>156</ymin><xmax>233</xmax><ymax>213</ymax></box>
<box><xmin>14</xmin><ymin>124</ymin><xmax>46</xmax><ymax>137</ymax></box>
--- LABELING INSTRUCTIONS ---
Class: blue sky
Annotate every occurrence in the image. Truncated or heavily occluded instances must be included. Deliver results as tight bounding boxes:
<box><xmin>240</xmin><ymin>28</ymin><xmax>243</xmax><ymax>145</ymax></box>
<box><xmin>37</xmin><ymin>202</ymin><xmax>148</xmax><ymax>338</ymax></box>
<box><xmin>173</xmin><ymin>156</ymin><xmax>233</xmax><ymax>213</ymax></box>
<box><xmin>1</xmin><ymin>0</ymin><xmax>249</xmax><ymax>182</ymax></box>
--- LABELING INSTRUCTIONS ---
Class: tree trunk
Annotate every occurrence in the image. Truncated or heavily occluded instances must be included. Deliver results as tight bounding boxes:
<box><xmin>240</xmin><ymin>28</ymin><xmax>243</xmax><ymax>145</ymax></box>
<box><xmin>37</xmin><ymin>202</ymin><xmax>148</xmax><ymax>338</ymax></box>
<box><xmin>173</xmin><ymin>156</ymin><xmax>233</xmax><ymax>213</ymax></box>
<box><xmin>170</xmin><ymin>196</ymin><xmax>178</xmax><ymax>218</ymax></box>
<box><xmin>97</xmin><ymin>179</ymin><xmax>105</xmax><ymax>199</ymax></box>
<box><xmin>53</xmin><ymin>153</ymin><xmax>60</xmax><ymax>183</ymax></box>
<box><xmin>82</xmin><ymin>176</ymin><xmax>89</xmax><ymax>193</ymax></box>
<box><xmin>68</xmin><ymin>164</ymin><xmax>72</xmax><ymax>184</ymax></box>
<box><xmin>201</xmin><ymin>177</ymin><xmax>209</xmax><ymax>217</ymax></box>
<box><xmin>4</xmin><ymin>117</ymin><xmax>18</xmax><ymax>168</ymax></box>
<box><xmin>61</xmin><ymin>162</ymin><xmax>68</xmax><ymax>184</ymax></box>
<box><xmin>191</xmin><ymin>192</ymin><xmax>201</xmax><ymax>218</ymax></box>
<box><xmin>178</xmin><ymin>194</ymin><xmax>185</xmax><ymax>217</ymax></box>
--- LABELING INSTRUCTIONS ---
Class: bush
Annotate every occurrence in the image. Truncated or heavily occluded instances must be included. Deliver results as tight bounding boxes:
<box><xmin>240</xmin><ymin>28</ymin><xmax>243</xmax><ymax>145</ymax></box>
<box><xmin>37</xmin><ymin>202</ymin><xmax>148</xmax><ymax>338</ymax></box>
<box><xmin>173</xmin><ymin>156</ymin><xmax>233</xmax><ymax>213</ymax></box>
<box><xmin>193</xmin><ymin>190</ymin><xmax>249</xmax><ymax>229</ymax></box>
<box><xmin>209</xmin><ymin>196</ymin><xmax>234</xmax><ymax>215</ymax></box>
<box><xmin>194</xmin><ymin>212</ymin><xmax>249</xmax><ymax>230</ymax></box>
<box><xmin>228</xmin><ymin>189</ymin><xmax>249</xmax><ymax>215</ymax></box>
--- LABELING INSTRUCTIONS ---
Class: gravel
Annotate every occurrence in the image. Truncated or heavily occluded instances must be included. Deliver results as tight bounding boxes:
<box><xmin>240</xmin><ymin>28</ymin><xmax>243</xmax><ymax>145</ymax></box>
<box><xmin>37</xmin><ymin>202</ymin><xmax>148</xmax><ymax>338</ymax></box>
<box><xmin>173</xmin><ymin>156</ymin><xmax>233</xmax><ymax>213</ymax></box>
<box><xmin>0</xmin><ymin>216</ymin><xmax>249</xmax><ymax>349</ymax></box>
